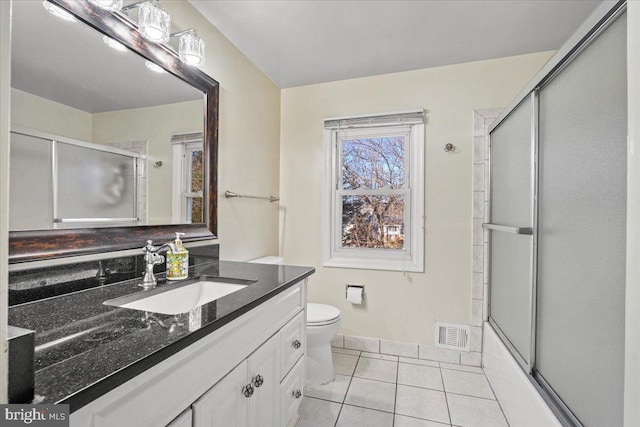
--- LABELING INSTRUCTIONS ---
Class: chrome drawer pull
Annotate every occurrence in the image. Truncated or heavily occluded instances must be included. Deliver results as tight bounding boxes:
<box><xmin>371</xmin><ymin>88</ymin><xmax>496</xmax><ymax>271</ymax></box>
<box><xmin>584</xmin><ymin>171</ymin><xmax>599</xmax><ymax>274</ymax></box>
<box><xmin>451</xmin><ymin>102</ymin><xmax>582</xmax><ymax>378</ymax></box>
<box><xmin>292</xmin><ymin>389</ymin><xmax>302</xmax><ymax>399</ymax></box>
<box><xmin>292</xmin><ymin>340</ymin><xmax>302</xmax><ymax>349</ymax></box>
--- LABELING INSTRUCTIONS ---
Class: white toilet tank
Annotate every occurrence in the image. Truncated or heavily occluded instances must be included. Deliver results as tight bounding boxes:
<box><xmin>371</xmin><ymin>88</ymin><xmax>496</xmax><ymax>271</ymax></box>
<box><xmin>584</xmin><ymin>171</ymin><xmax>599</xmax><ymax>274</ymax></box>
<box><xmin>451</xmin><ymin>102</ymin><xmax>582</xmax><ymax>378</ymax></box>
<box><xmin>248</xmin><ymin>256</ymin><xmax>284</xmax><ymax>265</ymax></box>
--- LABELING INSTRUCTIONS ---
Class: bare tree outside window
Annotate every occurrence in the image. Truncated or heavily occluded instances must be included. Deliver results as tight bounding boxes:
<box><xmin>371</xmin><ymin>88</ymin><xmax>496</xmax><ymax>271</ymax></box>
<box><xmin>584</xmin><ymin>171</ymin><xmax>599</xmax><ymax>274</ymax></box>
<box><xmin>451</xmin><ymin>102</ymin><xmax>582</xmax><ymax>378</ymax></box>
<box><xmin>185</xmin><ymin>147</ymin><xmax>203</xmax><ymax>223</ymax></box>
<box><xmin>189</xmin><ymin>150</ymin><xmax>203</xmax><ymax>222</ymax></box>
<box><xmin>341</xmin><ymin>136</ymin><xmax>406</xmax><ymax>249</ymax></box>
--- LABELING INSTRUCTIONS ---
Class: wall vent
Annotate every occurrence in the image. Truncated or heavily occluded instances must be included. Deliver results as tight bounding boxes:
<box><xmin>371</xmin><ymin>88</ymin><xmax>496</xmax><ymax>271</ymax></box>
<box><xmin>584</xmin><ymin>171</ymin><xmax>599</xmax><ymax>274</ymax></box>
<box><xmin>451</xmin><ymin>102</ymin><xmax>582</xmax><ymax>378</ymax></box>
<box><xmin>434</xmin><ymin>322</ymin><xmax>470</xmax><ymax>351</ymax></box>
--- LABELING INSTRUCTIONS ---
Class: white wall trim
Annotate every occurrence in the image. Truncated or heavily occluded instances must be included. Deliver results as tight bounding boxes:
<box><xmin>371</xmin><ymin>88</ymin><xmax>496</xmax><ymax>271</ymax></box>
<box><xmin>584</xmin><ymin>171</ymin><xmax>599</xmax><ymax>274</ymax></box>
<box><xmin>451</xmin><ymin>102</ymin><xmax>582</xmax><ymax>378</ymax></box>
<box><xmin>470</xmin><ymin>108</ymin><xmax>503</xmax><ymax>356</ymax></box>
<box><xmin>171</xmin><ymin>142</ymin><xmax>185</xmax><ymax>224</ymax></box>
<box><xmin>625</xmin><ymin>2</ymin><xmax>640</xmax><ymax>426</ymax></box>
<box><xmin>0</xmin><ymin>0</ymin><xmax>11</xmax><ymax>403</ymax></box>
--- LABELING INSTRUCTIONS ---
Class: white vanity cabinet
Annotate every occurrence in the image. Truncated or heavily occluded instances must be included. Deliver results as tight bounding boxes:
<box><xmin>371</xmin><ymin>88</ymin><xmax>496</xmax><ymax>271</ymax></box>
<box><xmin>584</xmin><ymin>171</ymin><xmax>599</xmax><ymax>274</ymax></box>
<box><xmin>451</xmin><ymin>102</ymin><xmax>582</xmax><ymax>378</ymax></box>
<box><xmin>193</xmin><ymin>305</ymin><xmax>307</xmax><ymax>427</ymax></box>
<box><xmin>70</xmin><ymin>280</ymin><xmax>307</xmax><ymax>427</ymax></box>
<box><xmin>193</xmin><ymin>333</ymin><xmax>281</xmax><ymax>427</ymax></box>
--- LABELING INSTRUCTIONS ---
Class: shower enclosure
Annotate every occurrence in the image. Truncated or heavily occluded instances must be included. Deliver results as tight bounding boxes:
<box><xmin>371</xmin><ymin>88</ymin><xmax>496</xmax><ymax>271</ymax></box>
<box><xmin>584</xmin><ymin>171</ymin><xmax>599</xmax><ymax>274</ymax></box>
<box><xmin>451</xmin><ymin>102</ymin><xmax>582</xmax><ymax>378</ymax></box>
<box><xmin>9</xmin><ymin>128</ymin><xmax>143</xmax><ymax>231</ymax></box>
<box><xmin>485</xmin><ymin>5</ymin><xmax>627</xmax><ymax>427</ymax></box>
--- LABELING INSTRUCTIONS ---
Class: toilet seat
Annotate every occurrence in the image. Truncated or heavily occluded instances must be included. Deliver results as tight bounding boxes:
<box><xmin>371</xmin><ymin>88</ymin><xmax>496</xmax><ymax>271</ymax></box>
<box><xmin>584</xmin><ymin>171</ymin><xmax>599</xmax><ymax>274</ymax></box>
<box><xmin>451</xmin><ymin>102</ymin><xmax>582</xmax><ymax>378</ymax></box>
<box><xmin>307</xmin><ymin>303</ymin><xmax>341</xmax><ymax>326</ymax></box>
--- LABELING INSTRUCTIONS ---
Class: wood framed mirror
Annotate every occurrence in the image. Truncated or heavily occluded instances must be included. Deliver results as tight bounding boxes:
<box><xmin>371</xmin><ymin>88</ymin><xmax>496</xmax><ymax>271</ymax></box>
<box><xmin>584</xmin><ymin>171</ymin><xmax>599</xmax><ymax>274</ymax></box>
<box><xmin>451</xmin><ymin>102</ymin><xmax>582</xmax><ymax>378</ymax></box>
<box><xmin>8</xmin><ymin>0</ymin><xmax>219</xmax><ymax>263</ymax></box>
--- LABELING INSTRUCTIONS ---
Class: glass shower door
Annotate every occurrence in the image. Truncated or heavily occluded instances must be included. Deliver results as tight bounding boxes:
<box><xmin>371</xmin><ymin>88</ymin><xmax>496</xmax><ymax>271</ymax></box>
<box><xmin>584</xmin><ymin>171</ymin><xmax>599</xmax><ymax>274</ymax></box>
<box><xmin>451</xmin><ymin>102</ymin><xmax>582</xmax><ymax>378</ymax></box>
<box><xmin>536</xmin><ymin>12</ymin><xmax>627</xmax><ymax>427</ymax></box>
<box><xmin>487</xmin><ymin>95</ymin><xmax>535</xmax><ymax>368</ymax></box>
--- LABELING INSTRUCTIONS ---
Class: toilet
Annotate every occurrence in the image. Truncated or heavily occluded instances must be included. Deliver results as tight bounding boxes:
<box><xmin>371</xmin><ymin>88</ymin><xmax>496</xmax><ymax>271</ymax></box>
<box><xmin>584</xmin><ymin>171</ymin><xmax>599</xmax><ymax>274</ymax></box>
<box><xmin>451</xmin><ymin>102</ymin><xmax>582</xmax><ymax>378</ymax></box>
<box><xmin>249</xmin><ymin>257</ymin><xmax>342</xmax><ymax>386</ymax></box>
<box><xmin>305</xmin><ymin>302</ymin><xmax>341</xmax><ymax>385</ymax></box>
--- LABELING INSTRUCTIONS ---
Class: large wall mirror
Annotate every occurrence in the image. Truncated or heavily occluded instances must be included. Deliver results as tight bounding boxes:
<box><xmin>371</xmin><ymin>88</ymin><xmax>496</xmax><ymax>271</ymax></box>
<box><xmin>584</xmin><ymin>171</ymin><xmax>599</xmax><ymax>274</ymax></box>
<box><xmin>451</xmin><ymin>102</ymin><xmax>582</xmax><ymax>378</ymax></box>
<box><xmin>8</xmin><ymin>0</ymin><xmax>219</xmax><ymax>263</ymax></box>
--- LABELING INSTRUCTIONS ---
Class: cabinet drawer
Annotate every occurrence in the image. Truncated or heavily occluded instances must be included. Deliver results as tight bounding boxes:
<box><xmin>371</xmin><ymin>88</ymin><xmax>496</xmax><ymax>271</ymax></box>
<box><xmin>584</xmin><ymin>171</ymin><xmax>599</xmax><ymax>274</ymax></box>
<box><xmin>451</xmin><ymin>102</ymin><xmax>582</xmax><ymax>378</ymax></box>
<box><xmin>280</xmin><ymin>358</ymin><xmax>304</xmax><ymax>427</ymax></box>
<box><xmin>279</xmin><ymin>310</ymin><xmax>305</xmax><ymax>379</ymax></box>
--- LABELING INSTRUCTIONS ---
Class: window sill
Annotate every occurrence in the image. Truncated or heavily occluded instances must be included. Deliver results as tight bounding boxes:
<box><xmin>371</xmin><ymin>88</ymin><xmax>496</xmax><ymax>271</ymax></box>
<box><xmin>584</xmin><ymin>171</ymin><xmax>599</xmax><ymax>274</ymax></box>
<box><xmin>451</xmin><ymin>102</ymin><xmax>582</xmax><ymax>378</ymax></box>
<box><xmin>323</xmin><ymin>256</ymin><xmax>423</xmax><ymax>273</ymax></box>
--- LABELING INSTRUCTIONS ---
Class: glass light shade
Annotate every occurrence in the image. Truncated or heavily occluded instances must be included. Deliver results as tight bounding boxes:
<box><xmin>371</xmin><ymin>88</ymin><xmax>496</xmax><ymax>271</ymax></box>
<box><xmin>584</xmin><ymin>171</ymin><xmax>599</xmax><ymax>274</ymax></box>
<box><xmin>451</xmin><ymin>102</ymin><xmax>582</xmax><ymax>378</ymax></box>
<box><xmin>102</xmin><ymin>35</ymin><xmax>127</xmax><ymax>52</ymax></box>
<box><xmin>42</xmin><ymin>0</ymin><xmax>77</xmax><ymax>22</ymax></box>
<box><xmin>179</xmin><ymin>32</ymin><xmax>205</xmax><ymax>66</ymax></box>
<box><xmin>145</xmin><ymin>61</ymin><xmax>166</xmax><ymax>73</ymax></box>
<box><xmin>138</xmin><ymin>1</ymin><xmax>171</xmax><ymax>43</ymax></box>
<box><xmin>88</xmin><ymin>0</ymin><xmax>123</xmax><ymax>12</ymax></box>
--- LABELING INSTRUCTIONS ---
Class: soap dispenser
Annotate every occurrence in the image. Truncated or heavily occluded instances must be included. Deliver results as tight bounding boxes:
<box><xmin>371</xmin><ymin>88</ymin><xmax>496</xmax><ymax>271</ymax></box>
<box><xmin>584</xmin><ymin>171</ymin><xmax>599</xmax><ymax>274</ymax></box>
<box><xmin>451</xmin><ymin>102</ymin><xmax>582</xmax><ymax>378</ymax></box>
<box><xmin>166</xmin><ymin>232</ymin><xmax>189</xmax><ymax>280</ymax></box>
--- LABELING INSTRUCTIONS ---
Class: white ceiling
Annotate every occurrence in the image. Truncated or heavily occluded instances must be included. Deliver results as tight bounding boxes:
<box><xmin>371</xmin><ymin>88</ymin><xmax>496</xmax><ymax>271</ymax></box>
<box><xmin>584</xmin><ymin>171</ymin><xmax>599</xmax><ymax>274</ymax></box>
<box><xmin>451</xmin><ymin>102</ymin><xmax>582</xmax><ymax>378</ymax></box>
<box><xmin>190</xmin><ymin>0</ymin><xmax>602</xmax><ymax>88</ymax></box>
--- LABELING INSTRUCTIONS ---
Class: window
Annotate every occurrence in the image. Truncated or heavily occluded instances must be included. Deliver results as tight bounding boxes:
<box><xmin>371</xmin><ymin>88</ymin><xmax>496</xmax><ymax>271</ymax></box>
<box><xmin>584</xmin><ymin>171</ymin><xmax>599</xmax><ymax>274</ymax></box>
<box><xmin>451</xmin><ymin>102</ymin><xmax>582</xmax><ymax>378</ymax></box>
<box><xmin>323</xmin><ymin>111</ymin><xmax>425</xmax><ymax>272</ymax></box>
<box><xmin>171</xmin><ymin>132</ymin><xmax>204</xmax><ymax>223</ymax></box>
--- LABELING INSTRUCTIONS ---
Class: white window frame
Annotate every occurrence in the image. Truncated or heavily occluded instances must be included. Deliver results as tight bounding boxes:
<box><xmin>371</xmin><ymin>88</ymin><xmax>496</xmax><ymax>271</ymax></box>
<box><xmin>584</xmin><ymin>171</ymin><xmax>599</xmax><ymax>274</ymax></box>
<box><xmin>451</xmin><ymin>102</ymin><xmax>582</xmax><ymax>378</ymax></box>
<box><xmin>171</xmin><ymin>132</ymin><xmax>203</xmax><ymax>223</ymax></box>
<box><xmin>323</xmin><ymin>112</ymin><xmax>425</xmax><ymax>272</ymax></box>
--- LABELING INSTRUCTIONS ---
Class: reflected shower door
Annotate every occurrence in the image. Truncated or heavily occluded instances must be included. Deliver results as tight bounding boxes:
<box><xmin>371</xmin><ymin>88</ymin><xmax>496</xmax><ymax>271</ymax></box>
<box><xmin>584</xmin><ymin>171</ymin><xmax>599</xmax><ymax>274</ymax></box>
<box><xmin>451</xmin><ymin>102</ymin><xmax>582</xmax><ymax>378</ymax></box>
<box><xmin>9</xmin><ymin>132</ymin><xmax>54</xmax><ymax>230</ymax></box>
<box><xmin>56</xmin><ymin>142</ymin><xmax>138</xmax><ymax>227</ymax></box>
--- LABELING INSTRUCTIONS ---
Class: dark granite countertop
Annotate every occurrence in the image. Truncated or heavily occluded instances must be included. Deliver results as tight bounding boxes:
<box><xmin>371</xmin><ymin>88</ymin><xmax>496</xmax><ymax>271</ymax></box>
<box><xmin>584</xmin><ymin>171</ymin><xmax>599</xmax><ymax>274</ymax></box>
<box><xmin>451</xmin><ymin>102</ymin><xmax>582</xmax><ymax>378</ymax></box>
<box><xmin>8</xmin><ymin>259</ymin><xmax>314</xmax><ymax>412</ymax></box>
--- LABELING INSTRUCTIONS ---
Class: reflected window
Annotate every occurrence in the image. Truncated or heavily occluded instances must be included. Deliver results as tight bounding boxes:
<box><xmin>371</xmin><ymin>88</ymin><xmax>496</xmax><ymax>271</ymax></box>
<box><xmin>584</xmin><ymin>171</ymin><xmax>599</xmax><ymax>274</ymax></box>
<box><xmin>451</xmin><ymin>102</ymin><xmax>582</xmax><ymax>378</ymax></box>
<box><xmin>171</xmin><ymin>132</ymin><xmax>204</xmax><ymax>224</ymax></box>
<box><xmin>184</xmin><ymin>144</ymin><xmax>203</xmax><ymax>223</ymax></box>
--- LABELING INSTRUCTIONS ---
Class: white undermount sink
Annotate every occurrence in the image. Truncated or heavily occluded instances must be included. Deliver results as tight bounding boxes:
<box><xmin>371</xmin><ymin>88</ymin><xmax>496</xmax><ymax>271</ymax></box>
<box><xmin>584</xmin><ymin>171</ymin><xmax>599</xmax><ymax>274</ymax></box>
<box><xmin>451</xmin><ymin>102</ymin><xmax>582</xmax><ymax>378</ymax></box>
<box><xmin>104</xmin><ymin>279</ymin><xmax>250</xmax><ymax>315</ymax></box>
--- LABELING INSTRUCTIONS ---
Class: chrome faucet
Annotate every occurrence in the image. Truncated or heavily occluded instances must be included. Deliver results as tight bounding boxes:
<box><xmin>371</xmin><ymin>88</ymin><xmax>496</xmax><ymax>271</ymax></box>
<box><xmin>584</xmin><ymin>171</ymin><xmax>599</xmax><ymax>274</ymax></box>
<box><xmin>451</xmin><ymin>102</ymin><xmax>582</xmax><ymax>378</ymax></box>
<box><xmin>140</xmin><ymin>240</ymin><xmax>178</xmax><ymax>289</ymax></box>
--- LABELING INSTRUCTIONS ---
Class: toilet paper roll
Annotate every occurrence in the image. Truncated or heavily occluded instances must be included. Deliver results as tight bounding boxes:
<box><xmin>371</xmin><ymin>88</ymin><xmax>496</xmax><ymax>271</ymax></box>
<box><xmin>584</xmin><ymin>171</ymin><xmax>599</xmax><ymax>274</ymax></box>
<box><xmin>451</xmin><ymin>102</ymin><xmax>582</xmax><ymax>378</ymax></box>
<box><xmin>346</xmin><ymin>286</ymin><xmax>364</xmax><ymax>305</ymax></box>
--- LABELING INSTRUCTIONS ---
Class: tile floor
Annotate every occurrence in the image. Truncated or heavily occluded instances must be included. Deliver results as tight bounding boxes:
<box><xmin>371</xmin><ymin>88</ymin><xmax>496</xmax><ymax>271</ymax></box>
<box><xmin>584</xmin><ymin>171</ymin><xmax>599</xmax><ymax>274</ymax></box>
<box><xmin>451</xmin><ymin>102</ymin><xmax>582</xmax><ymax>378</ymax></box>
<box><xmin>297</xmin><ymin>348</ymin><xmax>509</xmax><ymax>427</ymax></box>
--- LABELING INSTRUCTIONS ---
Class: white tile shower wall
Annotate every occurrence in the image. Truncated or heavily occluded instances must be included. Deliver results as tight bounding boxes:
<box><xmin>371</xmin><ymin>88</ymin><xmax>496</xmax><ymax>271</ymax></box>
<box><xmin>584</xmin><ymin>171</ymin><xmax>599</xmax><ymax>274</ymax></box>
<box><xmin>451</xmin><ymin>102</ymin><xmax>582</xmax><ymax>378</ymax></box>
<box><xmin>471</xmin><ymin>109</ymin><xmax>503</xmax><ymax>355</ymax></box>
<box><xmin>483</xmin><ymin>322</ymin><xmax>562</xmax><ymax>427</ymax></box>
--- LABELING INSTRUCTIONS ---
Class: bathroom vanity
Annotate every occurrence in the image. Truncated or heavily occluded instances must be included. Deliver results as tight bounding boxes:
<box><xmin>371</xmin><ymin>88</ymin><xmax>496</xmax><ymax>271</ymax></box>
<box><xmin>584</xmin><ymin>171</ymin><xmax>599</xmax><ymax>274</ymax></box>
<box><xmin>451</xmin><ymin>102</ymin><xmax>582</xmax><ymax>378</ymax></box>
<box><xmin>8</xmin><ymin>252</ymin><xmax>313</xmax><ymax>427</ymax></box>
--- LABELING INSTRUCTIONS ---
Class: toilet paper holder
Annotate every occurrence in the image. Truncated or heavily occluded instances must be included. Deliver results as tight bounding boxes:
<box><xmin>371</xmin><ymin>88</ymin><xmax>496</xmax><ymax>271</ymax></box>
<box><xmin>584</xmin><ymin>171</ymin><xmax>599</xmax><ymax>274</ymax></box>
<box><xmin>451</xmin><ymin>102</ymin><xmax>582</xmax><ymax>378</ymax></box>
<box><xmin>345</xmin><ymin>284</ymin><xmax>365</xmax><ymax>299</ymax></box>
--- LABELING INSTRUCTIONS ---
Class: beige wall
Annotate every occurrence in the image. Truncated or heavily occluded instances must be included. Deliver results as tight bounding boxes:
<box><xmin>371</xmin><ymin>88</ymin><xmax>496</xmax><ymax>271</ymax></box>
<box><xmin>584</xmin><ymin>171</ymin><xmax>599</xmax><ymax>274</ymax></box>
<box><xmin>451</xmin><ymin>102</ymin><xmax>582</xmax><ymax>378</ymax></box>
<box><xmin>11</xmin><ymin>88</ymin><xmax>92</xmax><ymax>141</ymax></box>
<box><xmin>164</xmin><ymin>2</ymin><xmax>282</xmax><ymax>260</ymax></box>
<box><xmin>92</xmin><ymin>100</ymin><xmax>203</xmax><ymax>225</ymax></box>
<box><xmin>280</xmin><ymin>51</ymin><xmax>554</xmax><ymax>344</ymax></box>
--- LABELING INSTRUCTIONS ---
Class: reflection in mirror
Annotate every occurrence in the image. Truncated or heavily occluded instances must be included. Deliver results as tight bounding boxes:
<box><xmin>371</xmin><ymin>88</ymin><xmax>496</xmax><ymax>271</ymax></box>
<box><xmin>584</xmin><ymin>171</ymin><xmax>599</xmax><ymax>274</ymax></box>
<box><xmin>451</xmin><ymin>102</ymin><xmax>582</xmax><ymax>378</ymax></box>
<box><xmin>10</xmin><ymin>0</ymin><xmax>204</xmax><ymax>231</ymax></box>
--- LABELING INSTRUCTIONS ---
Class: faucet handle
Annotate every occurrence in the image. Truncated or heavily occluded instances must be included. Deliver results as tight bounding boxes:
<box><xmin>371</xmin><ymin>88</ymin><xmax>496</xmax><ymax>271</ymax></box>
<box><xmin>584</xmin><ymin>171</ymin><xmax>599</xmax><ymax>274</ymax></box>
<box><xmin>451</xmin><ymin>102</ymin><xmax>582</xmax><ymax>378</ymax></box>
<box><xmin>143</xmin><ymin>240</ymin><xmax>155</xmax><ymax>253</ymax></box>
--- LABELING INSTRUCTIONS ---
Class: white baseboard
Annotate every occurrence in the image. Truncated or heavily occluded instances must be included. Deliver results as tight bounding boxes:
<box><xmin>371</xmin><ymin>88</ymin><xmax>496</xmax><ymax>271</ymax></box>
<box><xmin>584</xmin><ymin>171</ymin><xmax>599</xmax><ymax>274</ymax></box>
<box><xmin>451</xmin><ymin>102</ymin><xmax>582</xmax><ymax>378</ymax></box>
<box><xmin>332</xmin><ymin>334</ymin><xmax>481</xmax><ymax>366</ymax></box>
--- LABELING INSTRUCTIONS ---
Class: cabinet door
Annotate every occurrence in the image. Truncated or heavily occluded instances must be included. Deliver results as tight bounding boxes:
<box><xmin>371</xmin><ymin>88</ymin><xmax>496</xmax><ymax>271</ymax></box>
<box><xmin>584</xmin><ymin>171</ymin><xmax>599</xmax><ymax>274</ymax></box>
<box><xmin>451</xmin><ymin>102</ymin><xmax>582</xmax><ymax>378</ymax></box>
<box><xmin>193</xmin><ymin>360</ymin><xmax>249</xmax><ymax>427</ymax></box>
<box><xmin>166</xmin><ymin>409</ymin><xmax>192</xmax><ymax>427</ymax></box>
<box><xmin>248</xmin><ymin>334</ymin><xmax>281</xmax><ymax>427</ymax></box>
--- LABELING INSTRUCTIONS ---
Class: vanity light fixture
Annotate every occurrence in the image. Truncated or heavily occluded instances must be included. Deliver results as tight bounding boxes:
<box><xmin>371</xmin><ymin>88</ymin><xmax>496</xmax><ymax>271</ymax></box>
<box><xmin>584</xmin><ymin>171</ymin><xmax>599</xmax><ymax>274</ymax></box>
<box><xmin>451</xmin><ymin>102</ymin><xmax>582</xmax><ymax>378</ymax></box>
<box><xmin>105</xmin><ymin>0</ymin><xmax>205</xmax><ymax>67</ymax></box>
<box><xmin>175</xmin><ymin>29</ymin><xmax>205</xmax><ymax>67</ymax></box>
<box><xmin>42</xmin><ymin>0</ymin><xmax>77</xmax><ymax>22</ymax></box>
<box><xmin>137</xmin><ymin>0</ymin><xmax>171</xmax><ymax>43</ymax></box>
<box><xmin>102</xmin><ymin>35</ymin><xmax>127</xmax><ymax>52</ymax></box>
<box><xmin>145</xmin><ymin>60</ymin><xmax>166</xmax><ymax>74</ymax></box>
<box><xmin>88</xmin><ymin>0</ymin><xmax>123</xmax><ymax>12</ymax></box>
